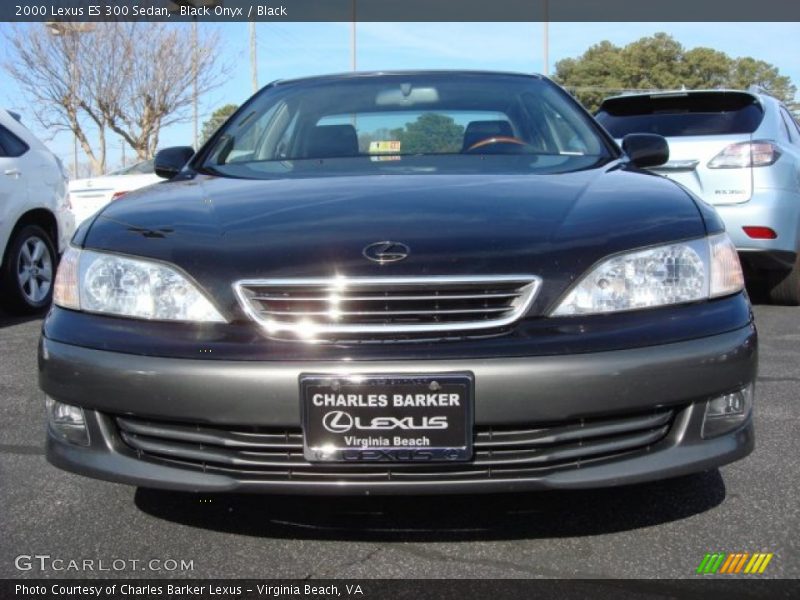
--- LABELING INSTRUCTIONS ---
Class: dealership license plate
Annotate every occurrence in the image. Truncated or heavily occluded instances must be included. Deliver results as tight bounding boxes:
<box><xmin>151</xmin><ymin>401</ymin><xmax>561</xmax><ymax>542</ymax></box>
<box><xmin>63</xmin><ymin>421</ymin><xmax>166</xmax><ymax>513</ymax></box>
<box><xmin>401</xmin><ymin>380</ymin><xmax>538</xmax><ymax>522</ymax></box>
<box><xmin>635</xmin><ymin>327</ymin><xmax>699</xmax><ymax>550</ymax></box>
<box><xmin>301</xmin><ymin>374</ymin><xmax>473</xmax><ymax>462</ymax></box>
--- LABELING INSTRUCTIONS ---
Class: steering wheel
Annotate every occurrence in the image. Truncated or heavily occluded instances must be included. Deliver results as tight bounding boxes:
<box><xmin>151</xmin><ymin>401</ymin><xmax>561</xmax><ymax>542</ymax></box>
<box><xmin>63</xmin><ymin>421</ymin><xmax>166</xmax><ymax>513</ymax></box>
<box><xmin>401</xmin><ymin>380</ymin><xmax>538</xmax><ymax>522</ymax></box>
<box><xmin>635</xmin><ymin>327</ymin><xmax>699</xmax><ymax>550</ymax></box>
<box><xmin>465</xmin><ymin>136</ymin><xmax>531</xmax><ymax>153</ymax></box>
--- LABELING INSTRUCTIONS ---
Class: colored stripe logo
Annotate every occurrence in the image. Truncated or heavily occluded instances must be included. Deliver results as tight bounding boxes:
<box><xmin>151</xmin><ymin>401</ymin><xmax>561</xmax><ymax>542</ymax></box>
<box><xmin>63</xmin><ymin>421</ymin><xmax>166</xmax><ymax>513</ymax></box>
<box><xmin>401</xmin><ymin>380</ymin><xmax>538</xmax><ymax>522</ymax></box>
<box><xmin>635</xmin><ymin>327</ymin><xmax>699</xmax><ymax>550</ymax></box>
<box><xmin>696</xmin><ymin>552</ymin><xmax>774</xmax><ymax>574</ymax></box>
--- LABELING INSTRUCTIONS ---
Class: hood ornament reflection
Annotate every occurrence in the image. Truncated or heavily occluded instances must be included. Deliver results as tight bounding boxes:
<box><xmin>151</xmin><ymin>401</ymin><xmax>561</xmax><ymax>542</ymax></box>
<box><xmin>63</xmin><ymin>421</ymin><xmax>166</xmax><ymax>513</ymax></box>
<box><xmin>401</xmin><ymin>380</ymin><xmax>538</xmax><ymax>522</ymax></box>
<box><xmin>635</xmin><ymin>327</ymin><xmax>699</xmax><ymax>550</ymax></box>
<box><xmin>362</xmin><ymin>241</ymin><xmax>410</xmax><ymax>264</ymax></box>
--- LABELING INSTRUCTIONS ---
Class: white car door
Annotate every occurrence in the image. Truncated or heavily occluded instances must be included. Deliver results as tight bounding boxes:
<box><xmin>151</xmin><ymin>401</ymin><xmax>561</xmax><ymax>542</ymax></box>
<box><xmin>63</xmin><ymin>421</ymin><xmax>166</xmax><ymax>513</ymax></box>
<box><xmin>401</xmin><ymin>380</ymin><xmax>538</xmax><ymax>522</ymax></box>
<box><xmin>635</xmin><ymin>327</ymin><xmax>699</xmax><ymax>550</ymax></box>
<box><xmin>0</xmin><ymin>124</ymin><xmax>29</xmax><ymax>256</ymax></box>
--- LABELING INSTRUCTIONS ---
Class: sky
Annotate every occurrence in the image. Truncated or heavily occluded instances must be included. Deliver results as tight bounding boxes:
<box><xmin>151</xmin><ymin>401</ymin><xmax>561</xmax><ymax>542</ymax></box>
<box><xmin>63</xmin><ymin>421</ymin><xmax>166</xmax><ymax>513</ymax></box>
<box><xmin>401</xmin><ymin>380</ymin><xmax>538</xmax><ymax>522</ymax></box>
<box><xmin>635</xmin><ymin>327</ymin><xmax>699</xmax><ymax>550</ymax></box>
<box><xmin>0</xmin><ymin>21</ymin><xmax>798</xmax><ymax>175</ymax></box>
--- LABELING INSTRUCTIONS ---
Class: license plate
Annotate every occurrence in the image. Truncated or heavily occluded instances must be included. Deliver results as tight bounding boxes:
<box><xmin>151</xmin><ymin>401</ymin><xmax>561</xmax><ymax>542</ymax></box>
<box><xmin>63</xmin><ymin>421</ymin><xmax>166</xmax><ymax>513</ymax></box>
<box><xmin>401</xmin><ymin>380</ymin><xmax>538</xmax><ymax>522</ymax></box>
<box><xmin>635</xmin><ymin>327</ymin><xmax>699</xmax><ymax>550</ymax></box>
<box><xmin>300</xmin><ymin>373</ymin><xmax>473</xmax><ymax>463</ymax></box>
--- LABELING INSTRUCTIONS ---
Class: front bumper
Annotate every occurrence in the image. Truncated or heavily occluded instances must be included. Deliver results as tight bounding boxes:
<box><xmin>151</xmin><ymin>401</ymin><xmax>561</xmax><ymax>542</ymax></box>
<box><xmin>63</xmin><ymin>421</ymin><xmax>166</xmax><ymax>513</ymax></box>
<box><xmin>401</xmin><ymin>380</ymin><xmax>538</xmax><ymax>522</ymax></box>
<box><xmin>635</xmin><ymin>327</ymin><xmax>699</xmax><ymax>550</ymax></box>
<box><xmin>40</xmin><ymin>323</ymin><xmax>757</xmax><ymax>494</ymax></box>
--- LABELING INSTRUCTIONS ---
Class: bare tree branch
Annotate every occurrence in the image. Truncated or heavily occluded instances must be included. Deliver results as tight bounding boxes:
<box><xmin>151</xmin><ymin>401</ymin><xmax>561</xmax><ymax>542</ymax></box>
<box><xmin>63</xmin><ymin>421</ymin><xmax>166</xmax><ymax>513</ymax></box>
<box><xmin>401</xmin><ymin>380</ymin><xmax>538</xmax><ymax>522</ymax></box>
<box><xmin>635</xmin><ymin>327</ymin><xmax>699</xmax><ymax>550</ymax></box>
<box><xmin>4</xmin><ymin>24</ymin><xmax>106</xmax><ymax>173</ymax></box>
<box><xmin>90</xmin><ymin>22</ymin><xmax>230</xmax><ymax>160</ymax></box>
<box><xmin>4</xmin><ymin>22</ymin><xmax>230</xmax><ymax>170</ymax></box>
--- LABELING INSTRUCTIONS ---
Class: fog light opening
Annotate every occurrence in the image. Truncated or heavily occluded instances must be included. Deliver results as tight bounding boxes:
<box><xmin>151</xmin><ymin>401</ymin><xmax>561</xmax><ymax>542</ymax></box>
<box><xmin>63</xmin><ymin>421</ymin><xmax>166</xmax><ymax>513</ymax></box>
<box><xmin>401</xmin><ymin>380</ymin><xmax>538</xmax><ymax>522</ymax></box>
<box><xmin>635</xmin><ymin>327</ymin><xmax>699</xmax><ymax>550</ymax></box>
<box><xmin>701</xmin><ymin>384</ymin><xmax>753</xmax><ymax>439</ymax></box>
<box><xmin>45</xmin><ymin>396</ymin><xmax>90</xmax><ymax>446</ymax></box>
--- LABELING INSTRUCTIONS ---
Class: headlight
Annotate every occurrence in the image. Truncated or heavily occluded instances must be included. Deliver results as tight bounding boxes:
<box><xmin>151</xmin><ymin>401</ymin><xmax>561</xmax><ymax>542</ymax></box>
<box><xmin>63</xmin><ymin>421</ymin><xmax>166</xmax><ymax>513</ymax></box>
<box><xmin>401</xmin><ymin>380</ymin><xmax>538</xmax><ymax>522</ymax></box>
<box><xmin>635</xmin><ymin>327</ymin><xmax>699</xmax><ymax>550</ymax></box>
<box><xmin>551</xmin><ymin>233</ymin><xmax>744</xmax><ymax>316</ymax></box>
<box><xmin>53</xmin><ymin>247</ymin><xmax>225</xmax><ymax>322</ymax></box>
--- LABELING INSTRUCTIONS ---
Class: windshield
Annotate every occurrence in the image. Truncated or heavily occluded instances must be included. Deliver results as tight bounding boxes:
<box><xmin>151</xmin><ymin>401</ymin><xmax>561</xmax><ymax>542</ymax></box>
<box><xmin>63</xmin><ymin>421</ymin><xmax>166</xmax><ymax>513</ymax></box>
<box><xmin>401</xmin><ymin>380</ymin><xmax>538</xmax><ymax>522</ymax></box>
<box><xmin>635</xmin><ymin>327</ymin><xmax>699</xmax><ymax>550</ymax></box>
<box><xmin>200</xmin><ymin>74</ymin><xmax>613</xmax><ymax>178</ymax></box>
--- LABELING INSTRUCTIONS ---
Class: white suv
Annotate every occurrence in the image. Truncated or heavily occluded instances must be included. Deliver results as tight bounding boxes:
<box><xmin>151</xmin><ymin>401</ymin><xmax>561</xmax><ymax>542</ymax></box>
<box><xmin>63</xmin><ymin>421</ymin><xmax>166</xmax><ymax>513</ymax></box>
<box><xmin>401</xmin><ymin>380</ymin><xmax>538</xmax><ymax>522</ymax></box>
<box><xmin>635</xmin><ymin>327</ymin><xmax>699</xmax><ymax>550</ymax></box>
<box><xmin>0</xmin><ymin>109</ymin><xmax>74</xmax><ymax>313</ymax></box>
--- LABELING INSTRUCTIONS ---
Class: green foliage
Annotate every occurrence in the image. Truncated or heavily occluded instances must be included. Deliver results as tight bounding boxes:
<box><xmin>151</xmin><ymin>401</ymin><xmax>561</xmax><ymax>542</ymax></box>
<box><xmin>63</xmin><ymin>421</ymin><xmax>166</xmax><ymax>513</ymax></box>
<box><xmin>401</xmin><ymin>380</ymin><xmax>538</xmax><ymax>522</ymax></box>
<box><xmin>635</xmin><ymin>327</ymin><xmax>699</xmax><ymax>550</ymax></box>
<box><xmin>682</xmin><ymin>47</ymin><xmax>732</xmax><ymax>90</ymax></box>
<box><xmin>553</xmin><ymin>33</ymin><xmax>797</xmax><ymax>112</ymax></box>
<box><xmin>391</xmin><ymin>113</ymin><xmax>465</xmax><ymax>154</ymax></box>
<box><xmin>200</xmin><ymin>104</ymin><xmax>238</xmax><ymax>144</ymax></box>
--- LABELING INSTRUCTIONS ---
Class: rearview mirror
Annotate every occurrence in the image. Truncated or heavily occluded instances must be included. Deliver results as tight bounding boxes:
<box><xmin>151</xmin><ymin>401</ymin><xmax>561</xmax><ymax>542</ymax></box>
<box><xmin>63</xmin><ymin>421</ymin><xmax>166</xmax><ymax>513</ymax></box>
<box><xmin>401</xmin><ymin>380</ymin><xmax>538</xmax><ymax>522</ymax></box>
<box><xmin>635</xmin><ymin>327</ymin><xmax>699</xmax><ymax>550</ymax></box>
<box><xmin>154</xmin><ymin>146</ymin><xmax>195</xmax><ymax>179</ymax></box>
<box><xmin>375</xmin><ymin>86</ymin><xmax>439</xmax><ymax>106</ymax></box>
<box><xmin>622</xmin><ymin>134</ymin><xmax>669</xmax><ymax>168</ymax></box>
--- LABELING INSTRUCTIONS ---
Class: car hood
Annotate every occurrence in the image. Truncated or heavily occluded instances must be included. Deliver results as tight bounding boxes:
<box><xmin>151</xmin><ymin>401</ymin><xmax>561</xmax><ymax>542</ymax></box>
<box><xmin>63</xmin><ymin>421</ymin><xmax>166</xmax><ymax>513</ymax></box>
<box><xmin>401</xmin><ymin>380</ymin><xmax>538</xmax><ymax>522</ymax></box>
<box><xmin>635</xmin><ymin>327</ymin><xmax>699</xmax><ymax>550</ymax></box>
<box><xmin>83</xmin><ymin>168</ymin><xmax>706</xmax><ymax>315</ymax></box>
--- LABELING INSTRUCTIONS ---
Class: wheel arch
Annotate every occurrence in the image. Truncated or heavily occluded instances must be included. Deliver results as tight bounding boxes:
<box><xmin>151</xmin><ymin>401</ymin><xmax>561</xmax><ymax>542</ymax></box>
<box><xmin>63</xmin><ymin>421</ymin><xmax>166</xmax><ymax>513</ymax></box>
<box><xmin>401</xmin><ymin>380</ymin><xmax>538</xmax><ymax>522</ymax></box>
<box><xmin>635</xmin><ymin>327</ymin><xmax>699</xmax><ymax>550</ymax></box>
<box><xmin>2</xmin><ymin>208</ymin><xmax>58</xmax><ymax>268</ymax></box>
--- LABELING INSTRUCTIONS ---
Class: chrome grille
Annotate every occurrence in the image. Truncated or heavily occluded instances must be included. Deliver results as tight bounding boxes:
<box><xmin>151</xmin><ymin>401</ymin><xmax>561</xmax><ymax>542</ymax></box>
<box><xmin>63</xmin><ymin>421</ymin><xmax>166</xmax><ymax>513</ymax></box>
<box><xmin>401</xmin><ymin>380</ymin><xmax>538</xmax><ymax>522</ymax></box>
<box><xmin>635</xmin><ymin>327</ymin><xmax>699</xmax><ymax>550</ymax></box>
<box><xmin>115</xmin><ymin>409</ymin><xmax>674</xmax><ymax>482</ymax></box>
<box><xmin>233</xmin><ymin>276</ymin><xmax>541</xmax><ymax>336</ymax></box>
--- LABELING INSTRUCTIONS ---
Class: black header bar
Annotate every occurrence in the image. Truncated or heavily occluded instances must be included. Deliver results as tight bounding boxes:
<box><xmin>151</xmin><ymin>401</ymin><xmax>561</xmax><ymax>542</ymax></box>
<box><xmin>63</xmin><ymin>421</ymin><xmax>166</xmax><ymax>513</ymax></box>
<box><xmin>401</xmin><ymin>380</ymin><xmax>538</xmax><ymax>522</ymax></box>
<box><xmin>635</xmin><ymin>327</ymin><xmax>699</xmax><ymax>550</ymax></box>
<box><xmin>4</xmin><ymin>0</ymin><xmax>800</xmax><ymax>23</ymax></box>
<box><xmin>4</xmin><ymin>579</ymin><xmax>800</xmax><ymax>600</ymax></box>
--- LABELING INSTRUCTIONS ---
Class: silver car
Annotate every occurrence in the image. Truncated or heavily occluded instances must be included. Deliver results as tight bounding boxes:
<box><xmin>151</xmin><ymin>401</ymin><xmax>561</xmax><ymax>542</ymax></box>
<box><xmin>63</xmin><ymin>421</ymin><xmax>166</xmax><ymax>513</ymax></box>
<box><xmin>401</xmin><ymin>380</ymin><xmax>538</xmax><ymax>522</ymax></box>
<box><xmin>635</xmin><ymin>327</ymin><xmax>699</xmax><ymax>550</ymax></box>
<box><xmin>596</xmin><ymin>88</ymin><xmax>800</xmax><ymax>304</ymax></box>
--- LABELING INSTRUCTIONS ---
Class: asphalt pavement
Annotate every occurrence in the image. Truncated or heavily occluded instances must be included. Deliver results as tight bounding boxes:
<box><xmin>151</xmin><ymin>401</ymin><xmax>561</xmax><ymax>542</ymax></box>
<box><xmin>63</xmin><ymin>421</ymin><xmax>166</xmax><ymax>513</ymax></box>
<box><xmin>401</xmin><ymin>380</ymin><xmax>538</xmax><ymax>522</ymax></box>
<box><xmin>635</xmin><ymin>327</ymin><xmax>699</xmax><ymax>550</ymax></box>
<box><xmin>0</xmin><ymin>304</ymin><xmax>797</xmax><ymax>579</ymax></box>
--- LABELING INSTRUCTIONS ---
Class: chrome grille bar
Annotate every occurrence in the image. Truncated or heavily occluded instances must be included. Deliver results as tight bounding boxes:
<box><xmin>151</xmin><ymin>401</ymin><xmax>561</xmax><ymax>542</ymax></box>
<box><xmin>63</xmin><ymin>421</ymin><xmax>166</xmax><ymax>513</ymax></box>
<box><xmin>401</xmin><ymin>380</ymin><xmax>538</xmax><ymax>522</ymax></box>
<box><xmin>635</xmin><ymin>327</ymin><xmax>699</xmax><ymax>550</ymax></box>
<box><xmin>115</xmin><ymin>408</ymin><xmax>675</xmax><ymax>480</ymax></box>
<box><xmin>233</xmin><ymin>275</ymin><xmax>541</xmax><ymax>336</ymax></box>
<box><xmin>259</xmin><ymin>307</ymin><xmax>513</xmax><ymax>317</ymax></box>
<box><xmin>251</xmin><ymin>292</ymin><xmax>523</xmax><ymax>301</ymax></box>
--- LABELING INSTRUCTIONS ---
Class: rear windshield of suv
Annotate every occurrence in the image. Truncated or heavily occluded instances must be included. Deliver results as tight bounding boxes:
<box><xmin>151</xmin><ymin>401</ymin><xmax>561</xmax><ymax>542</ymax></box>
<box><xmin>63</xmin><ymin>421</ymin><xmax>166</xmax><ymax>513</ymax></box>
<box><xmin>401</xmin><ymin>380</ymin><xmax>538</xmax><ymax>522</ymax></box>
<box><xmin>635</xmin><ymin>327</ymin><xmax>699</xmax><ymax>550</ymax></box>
<box><xmin>595</xmin><ymin>92</ymin><xmax>764</xmax><ymax>138</ymax></box>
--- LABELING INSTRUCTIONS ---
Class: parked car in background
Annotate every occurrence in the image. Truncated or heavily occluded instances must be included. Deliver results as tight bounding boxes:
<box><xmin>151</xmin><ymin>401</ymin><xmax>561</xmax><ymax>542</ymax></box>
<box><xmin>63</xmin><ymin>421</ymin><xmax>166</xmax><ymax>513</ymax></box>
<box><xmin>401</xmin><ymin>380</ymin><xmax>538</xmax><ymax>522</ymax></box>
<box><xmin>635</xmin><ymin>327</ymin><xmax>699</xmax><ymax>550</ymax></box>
<box><xmin>0</xmin><ymin>109</ymin><xmax>73</xmax><ymax>314</ymax></box>
<box><xmin>596</xmin><ymin>88</ymin><xmax>800</xmax><ymax>304</ymax></box>
<box><xmin>42</xmin><ymin>71</ymin><xmax>755</xmax><ymax>495</ymax></box>
<box><xmin>68</xmin><ymin>159</ymin><xmax>160</xmax><ymax>226</ymax></box>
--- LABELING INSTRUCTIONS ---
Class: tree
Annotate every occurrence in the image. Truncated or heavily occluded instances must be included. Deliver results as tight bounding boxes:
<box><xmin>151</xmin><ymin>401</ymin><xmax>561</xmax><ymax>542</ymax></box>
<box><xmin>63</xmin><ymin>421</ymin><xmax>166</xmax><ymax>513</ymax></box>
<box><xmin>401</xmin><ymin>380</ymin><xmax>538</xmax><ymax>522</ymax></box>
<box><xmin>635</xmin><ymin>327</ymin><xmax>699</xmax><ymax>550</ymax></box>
<box><xmin>392</xmin><ymin>113</ymin><xmax>464</xmax><ymax>154</ymax></box>
<box><xmin>727</xmin><ymin>57</ymin><xmax>796</xmax><ymax>103</ymax></box>
<box><xmin>4</xmin><ymin>24</ymin><xmax>108</xmax><ymax>174</ymax></box>
<box><xmin>552</xmin><ymin>40</ymin><xmax>628</xmax><ymax>113</ymax></box>
<box><xmin>5</xmin><ymin>23</ymin><xmax>230</xmax><ymax>172</ymax></box>
<box><xmin>201</xmin><ymin>104</ymin><xmax>238</xmax><ymax>144</ymax></box>
<box><xmin>619</xmin><ymin>33</ymin><xmax>686</xmax><ymax>91</ymax></box>
<box><xmin>554</xmin><ymin>33</ymin><xmax>797</xmax><ymax>112</ymax></box>
<box><xmin>682</xmin><ymin>47</ymin><xmax>732</xmax><ymax>90</ymax></box>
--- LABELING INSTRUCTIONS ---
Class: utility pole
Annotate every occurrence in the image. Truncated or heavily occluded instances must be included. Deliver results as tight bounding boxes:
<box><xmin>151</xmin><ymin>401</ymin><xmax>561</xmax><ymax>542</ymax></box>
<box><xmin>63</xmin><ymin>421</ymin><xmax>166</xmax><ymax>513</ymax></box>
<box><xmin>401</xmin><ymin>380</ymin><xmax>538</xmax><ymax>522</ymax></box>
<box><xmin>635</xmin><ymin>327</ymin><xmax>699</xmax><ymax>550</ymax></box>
<box><xmin>192</xmin><ymin>18</ymin><xmax>198</xmax><ymax>148</ymax></box>
<box><xmin>45</xmin><ymin>22</ymin><xmax>94</xmax><ymax>177</ymax></box>
<box><xmin>250</xmin><ymin>22</ymin><xmax>258</xmax><ymax>92</ymax></box>
<box><xmin>71</xmin><ymin>57</ymin><xmax>79</xmax><ymax>175</ymax></box>
<box><xmin>351</xmin><ymin>0</ymin><xmax>357</xmax><ymax>71</ymax></box>
<box><xmin>166</xmin><ymin>1</ymin><xmax>220</xmax><ymax>148</ymax></box>
<box><xmin>542</xmin><ymin>0</ymin><xmax>549</xmax><ymax>76</ymax></box>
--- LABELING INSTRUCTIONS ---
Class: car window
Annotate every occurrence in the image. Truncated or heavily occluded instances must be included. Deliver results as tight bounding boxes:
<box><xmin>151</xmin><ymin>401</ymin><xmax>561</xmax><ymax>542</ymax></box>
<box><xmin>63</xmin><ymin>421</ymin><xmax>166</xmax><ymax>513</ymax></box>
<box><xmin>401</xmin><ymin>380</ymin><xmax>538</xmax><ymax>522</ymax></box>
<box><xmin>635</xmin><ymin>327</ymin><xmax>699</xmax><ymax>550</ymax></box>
<box><xmin>540</xmin><ymin>102</ymin><xmax>591</xmax><ymax>154</ymax></box>
<box><xmin>273</xmin><ymin>111</ymin><xmax>299</xmax><ymax>159</ymax></box>
<box><xmin>209</xmin><ymin>102</ymin><xmax>282</xmax><ymax>165</ymax></box>
<box><xmin>316</xmin><ymin>110</ymin><xmax>511</xmax><ymax>155</ymax></box>
<box><xmin>596</xmin><ymin>92</ymin><xmax>764</xmax><ymax>138</ymax></box>
<box><xmin>779</xmin><ymin>107</ymin><xmax>800</xmax><ymax>145</ymax></box>
<box><xmin>129</xmin><ymin>159</ymin><xmax>155</xmax><ymax>174</ymax></box>
<box><xmin>0</xmin><ymin>124</ymin><xmax>29</xmax><ymax>157</ymax></box>
<box><xmin>202</xmin><ymin>75</ymin><xmax>611</xmax><ymax>178</ymax></box>
<box><xmin>109</xmin><ymin>159</ymin><xmax>155</xmax><ymax>176</ymax></box>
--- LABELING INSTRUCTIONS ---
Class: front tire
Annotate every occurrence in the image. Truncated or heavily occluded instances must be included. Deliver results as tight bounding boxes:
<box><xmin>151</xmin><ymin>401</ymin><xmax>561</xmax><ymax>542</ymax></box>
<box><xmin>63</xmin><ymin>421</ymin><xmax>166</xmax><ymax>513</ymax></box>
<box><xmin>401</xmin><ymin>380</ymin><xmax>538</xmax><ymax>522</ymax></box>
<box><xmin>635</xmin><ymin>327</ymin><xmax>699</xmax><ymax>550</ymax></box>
<box><xmin>768</xmin><ymin>257</ymin><xmax>800</xmax><ymax>306</ymax></box>
<box><xmin>0</xmin><ymin>224</ymin><xmax>57</xmax><ymax>314</ymax></box>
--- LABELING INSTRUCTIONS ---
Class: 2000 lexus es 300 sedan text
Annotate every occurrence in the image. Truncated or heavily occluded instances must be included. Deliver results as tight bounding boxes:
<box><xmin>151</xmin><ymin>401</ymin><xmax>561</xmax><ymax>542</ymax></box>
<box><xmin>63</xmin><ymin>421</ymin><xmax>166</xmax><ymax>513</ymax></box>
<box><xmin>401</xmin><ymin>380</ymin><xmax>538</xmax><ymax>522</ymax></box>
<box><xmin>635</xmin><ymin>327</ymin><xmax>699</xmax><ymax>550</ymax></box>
<box><xmin>39</xmin><ymin>71</ymin><xmax>756</xmax><ymax>494</ymax></box>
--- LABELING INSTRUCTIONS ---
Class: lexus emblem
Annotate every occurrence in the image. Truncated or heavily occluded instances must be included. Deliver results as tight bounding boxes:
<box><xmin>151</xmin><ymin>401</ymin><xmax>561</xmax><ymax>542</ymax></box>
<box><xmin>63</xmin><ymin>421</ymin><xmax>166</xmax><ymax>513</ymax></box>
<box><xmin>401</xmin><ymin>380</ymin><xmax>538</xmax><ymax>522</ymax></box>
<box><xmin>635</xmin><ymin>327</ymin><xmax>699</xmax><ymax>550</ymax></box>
<box><xmin>322</xmin><ymin>411</ymin><xmax>354</xmax><ymax>433</ymax></box>
<box><xmin>362</xmin><ymin>241</ymin><xmax>410</xmax><ymax>264</ymax></box>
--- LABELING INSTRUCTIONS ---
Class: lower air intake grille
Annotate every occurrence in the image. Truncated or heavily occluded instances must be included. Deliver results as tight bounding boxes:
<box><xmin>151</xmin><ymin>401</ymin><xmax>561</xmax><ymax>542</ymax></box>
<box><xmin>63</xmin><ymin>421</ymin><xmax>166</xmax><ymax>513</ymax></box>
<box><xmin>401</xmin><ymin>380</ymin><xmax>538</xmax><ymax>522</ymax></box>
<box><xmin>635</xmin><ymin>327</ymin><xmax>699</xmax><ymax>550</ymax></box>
<box><xmin>233</xmin><ymin>276</ymin><xmax>541</xmax><ymax>337</ymax></box>
<box><xmin>115</xmin><ymin>409</ymin><xmax>674</xmax><ymax>482</ymax></box>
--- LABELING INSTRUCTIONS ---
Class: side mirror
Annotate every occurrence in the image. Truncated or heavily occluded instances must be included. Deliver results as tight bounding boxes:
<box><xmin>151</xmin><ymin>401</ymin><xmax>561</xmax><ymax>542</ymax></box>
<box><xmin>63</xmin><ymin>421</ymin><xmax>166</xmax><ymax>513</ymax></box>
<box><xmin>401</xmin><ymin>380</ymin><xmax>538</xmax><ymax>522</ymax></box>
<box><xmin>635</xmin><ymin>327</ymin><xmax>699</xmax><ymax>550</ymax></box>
<box><xmin>154</xmin><ymin>146</ymin><xmax>195</xmax><ymax>179</ymax></box>
<box><xmin>622</xmin><ymin>134</ymin><xmax>669</xmax><ymax>168</ymax></box>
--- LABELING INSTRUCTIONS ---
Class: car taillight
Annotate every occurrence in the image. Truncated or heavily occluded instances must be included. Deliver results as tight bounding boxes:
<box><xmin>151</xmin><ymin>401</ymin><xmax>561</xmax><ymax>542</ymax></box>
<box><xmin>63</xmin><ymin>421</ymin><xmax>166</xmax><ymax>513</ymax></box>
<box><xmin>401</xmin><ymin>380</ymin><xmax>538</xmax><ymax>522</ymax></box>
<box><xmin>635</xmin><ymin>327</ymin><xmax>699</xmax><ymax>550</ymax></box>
<box><xmin>111</xmin><ymin>191</ymin><xmax>129</xmax><ymax>201</ymax></box>
<box><xmin>743</xmin><ymin>226</ymin><xmax>778</xmax><ymax>239</ymax></box>
<box><xmin>707</xmin><ymin>141</ymin><xmax>781</xmax><ymax>169</ymax></box>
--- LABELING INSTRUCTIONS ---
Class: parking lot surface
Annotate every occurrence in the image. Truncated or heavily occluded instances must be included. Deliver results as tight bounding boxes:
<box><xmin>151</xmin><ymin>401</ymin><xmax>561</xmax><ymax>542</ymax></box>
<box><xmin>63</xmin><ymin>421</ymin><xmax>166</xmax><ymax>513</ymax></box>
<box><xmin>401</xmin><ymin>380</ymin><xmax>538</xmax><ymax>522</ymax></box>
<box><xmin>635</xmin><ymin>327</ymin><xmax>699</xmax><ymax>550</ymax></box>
<box><xmin>0</xmin><ymin>304</ymin><xmax>797</xmax><ymax>579</ymax></box>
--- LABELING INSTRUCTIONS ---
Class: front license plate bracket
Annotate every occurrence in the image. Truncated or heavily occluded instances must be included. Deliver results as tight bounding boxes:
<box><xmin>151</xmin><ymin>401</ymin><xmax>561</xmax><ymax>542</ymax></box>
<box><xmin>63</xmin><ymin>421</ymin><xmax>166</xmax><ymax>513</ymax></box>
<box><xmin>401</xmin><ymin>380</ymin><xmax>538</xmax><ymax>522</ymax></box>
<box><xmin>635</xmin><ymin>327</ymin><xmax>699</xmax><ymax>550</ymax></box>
<box><xmin>300</xmin><ymin>373</ymin><xmax>474</xmax><ymax>463</ymax></box>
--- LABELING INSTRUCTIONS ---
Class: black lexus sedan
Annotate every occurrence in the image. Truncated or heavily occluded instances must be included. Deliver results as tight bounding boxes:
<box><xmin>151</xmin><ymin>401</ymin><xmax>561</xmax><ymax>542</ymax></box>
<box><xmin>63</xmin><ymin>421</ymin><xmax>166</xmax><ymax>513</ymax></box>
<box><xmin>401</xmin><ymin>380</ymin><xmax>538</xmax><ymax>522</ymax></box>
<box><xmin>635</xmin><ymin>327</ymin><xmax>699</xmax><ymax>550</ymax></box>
<box><xmin>40</xmin><ymin>71</ymin><xmax>756</xmax><ymax>494</ymax></box>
